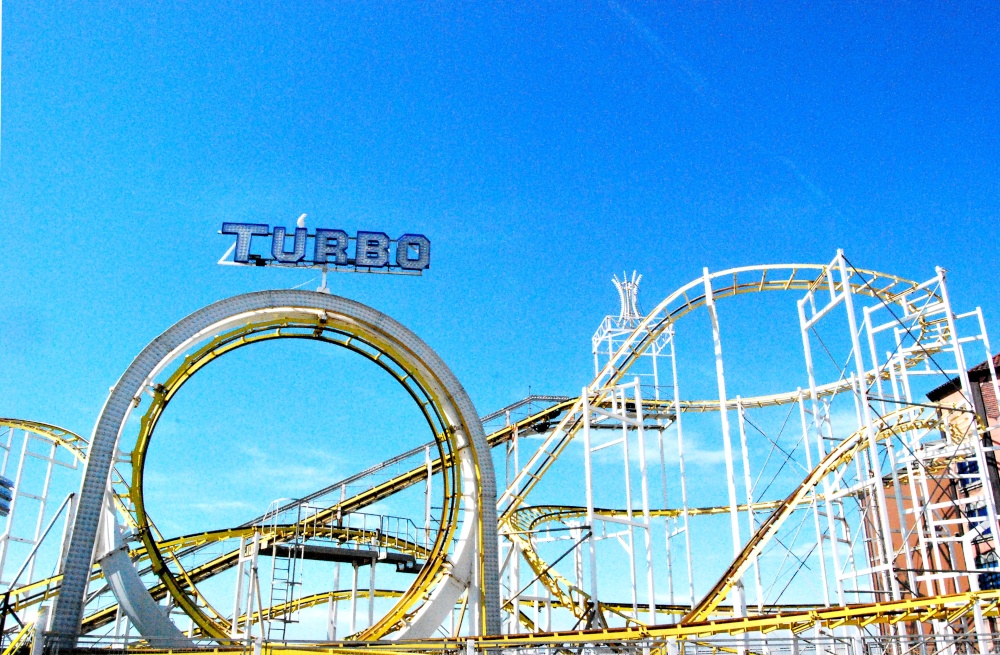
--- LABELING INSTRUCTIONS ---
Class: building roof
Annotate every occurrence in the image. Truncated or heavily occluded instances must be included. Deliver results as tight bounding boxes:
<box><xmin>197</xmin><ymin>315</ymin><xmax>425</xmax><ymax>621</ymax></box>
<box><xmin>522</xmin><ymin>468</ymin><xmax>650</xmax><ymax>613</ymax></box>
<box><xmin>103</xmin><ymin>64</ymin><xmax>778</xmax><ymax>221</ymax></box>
<box><xmin>968</xmin><ymin>352</ymin><xmax>1000</xmax><ymax>378</ymax></box>
<box><xmin>927</xmin><ymin>353</ymin><xmax>1000</xmax><ymax>401</ymax></box>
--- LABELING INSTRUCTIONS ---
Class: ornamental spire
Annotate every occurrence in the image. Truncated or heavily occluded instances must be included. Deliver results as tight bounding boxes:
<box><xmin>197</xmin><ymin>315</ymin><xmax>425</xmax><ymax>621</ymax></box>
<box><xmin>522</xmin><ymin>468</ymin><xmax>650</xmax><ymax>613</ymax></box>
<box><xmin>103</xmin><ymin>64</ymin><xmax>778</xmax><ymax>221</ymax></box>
<box><xmin>612</xmin><ymin>271</ymin><xmax>643</xmax><ymax>321</ymax></box>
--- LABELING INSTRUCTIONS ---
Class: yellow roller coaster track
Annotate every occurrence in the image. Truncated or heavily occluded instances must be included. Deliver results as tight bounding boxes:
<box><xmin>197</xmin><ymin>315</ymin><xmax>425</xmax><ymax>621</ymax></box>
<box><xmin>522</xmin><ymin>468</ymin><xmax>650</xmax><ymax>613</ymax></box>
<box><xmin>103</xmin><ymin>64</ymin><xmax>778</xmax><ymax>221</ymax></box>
<box><xmin>499</xmin><ymin>264</ymin><xmax>943</xmax><ymax>526</ymax></box>
<box><xmin>214</xmin><ymin>589</ymin><xmax>815</xmax><ymax>641</ymax></box>
<box><xmin>6</xmin><ymin>401</ymin><xmax>973</xmax><ymax>639</ymax></box>
<box><xmin>492</xmin><ymin>264</ymin><xmax>960</xmax><ymax>633</ymax></box>
<box><xmin>81</xmin><ymin>528</ymin><xmax>432</xmax><ymax>634</ymax></box>
<box><xmin>1</xmin><ymin>263</ymin><xmax>976</xmax><ymax>645</ymax></box>
<box><xmin>128</xmin><ymin>316</ymin><xmax>469</xmax><ymax>641</ymax></box>
<box><xmin>1</xmin><ymin>398</ymin><xmax>578</xmax><ymax>624</ymax></box>
<box><xmin>106</xmin><ymin>306</ymin><xmax>641</xmax><ymax>641</ymax></box>
<box><xmin>498</xmin><ymin>407</ymin><xmax>971</xmax><ymax>632</ymax></box>
<box><xmin>3</xmin><ymin>394</ymin><xmax>651</xmax><ymax>630</ymax></box>
<box><xmin>104</xmin><ymin>590</ymin><xmax>1000</xmax><ymax>653</ymax></box>
<box><xmin>684</xmin><ymin>406</ymin><xmax>960</xmax><ymax>623</ymax></box>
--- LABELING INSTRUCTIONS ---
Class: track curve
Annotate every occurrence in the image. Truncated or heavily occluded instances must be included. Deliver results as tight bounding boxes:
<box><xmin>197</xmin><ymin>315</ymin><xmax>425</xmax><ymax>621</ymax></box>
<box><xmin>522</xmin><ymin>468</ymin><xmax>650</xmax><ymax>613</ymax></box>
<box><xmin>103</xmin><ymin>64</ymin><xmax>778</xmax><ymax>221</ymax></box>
<box><xmin>49</xmin><ymin>291</ymin><xmax>500</xmax><ymax>645</ymax></box>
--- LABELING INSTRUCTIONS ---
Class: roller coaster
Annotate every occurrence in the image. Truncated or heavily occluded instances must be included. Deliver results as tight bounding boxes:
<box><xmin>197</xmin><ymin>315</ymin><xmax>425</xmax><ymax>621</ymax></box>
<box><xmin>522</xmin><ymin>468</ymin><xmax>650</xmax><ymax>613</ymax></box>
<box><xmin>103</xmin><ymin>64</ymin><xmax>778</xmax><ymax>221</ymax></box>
<box><xmin>3</xmin><ymin>250</ymin><xmax>1000</xmax><ymax>655</ymax></box>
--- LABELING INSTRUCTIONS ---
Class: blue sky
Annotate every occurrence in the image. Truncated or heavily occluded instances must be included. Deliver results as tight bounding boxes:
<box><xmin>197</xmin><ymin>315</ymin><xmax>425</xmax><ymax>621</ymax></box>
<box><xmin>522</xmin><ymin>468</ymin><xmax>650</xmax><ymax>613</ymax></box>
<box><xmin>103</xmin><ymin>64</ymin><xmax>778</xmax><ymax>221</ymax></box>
<box><xmin>4</xmin><ymin>1</ymin><xmax>998</xmax><ymax>420</ymax></box>
<box><xmin>2</xmin><ymin>1</ymin><xmax>1000</xmax><ymax>585</ymax></box>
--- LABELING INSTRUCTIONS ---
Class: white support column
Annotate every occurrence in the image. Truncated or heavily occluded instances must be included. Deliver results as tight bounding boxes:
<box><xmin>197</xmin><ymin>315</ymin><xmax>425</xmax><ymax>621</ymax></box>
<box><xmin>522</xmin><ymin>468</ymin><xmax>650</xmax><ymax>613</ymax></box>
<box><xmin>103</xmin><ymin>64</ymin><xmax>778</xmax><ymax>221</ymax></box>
<box><xmin>799</xmin><ymin>295</ymin><xmax>843</xmax><ymax>605</ymax></box>
<box><xmin>32</xmin><ymin>606</ymin><xmax>49</xmax><ymax>655</ymax></box>
<box><xmin>368</xmin><ymin>557</ymin><xmax>376</xmax><ymax>628</ymax></box>
<box><xmin>593</xmin><ymin>338</ymin><xmax>602</xmax><ymax>377</ymax></box>
<box><xmin>634</xmin><ymin>379</ymin><xmax>657</xmax><ymax>625</ymax></box>
<box><xmin>27</xmin><ymin>440</ymin><xmax>58</xmax><ymax>582</ymax></box>
<box><xmin>513</xmin><ymin>421</ymin><xmax>520</xmax><ymax>486</ymax></box>
<box><xmin>657</xmin><ymin>415</ymin><xmax>673</xmax><ymax>609</ymax></box>
<box><xmin>618</xmin><ymin>386</ymin><xmax>640</xmax><ymax>619</ymax></box>
<box><xmin>55</xmin><ymin>493</ymin><xmax>76</xmax><ymax>577</ymax></box>
<box><xmin>797</xmin><ymin>390</ymin><xmax>831</xmax><ymax>606</ymax></box>
<box><xmin>890</xmin><ymin>359</ymin><xmax>931</xmax><ymax>600</ymax></box>
<box><xmin>572</xmin><ymin>524</ymin><xmax>584</xmax><ymax>612</ymax></box>
<box><xmin>350</xmin><ymin>563</ymin><xmax>359</xmax><ymax>635</ymax></box>
<box><xmin>736</xmin><ymin>398</ymin><xmax>763</xmax><ymax>614</ymax></box>
<box><xmin>509</xmin><ymin>540</ymin><xmax>520</xmax><ymax>635</ymax></box>
<box><xmin>863</xmin><ymin>306</ymin><xmax>916</xmax><ymax>601</ymax></box>
<box><xmin>581</xmin><ymin>387</ymin><xmax>599</xmax><ymax>606</ymax></box>
<box><xmin>328</xmin><ymin>563</ymin><xmax>340</xmax><ymax>641</ymax></box>
<box><xmin>670</xmin><ymin>332</ymin><xmax>695</xmax><ymax>608</ymax></box>
<box><xmin>703</xmin><ymin>268</ymin><xmax>746</xmax><ymax>617</ymax></box>
<box><xmin>244</xmin><ymin>532</ymin><xmax>261</xmax><ymax>641</ymax></box>
<box><xmin>846</xmin><ymin>373</ymin><xmax>883</xmax><ymax>601</ymax></box>
<box><xmin>974</xmin><ymin>599</ymin><xmax>989</xmax><ymax>655</ymax></box>
<box><xmin>231</xmin><ymin>536</ymin><xmax>248</xmax><ymax>638</ymax></box>
<box><xmin>653</xmin><ymin>336</ymin><xmax>675</xmax><ymax>611</ymax></box>
<box><xmin>113</xmin><ymin>603</ymin><xmax>125</xmax><ymax>640</ymax></box>
<box><xmin>836</xmin><ymin>251</ymin><xmax>901</xmax><ymax>600</ymax></box>
<box><xmin>330</xmin><ymin>484</ymin><xmax>348</xmax><ymax>639</ymax></box>
<box><xmin>0</xmin><ymin>432</ymin><xmax>30</xmax><ymax>582</ymax></box>
<box><xmin>509</xmin><ymin>417</ymin><xmax>521</xmax><ymax>635</ymax></box>
<box><xmin>532</xmin><ymin>580</ymin><xmax>539</xmax><ymax>632</ymax></box>
<box><xmin>888</xmin><ymin>328</ymin><xmax>937</xmax><ymax>601</ymax></box>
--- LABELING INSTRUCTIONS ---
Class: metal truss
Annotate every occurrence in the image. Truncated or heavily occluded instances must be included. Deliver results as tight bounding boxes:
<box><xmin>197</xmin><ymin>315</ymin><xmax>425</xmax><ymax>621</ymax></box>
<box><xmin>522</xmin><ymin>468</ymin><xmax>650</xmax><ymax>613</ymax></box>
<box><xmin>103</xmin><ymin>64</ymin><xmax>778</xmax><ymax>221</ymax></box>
<box><xmin>5</xmin><ymin>253</ymin><xmax>1000</xmax><ymax>654</ymax></box>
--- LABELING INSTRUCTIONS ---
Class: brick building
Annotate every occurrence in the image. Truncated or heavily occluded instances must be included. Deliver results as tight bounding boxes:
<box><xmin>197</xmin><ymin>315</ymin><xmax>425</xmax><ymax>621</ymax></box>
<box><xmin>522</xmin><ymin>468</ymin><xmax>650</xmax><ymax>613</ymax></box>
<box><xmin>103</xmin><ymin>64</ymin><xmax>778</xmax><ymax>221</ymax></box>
<box><xmin>925</xmin><ymin>353</ymin><xmax>1000</xmax><ymax>592</ymax></box>
<box><xmin>856</xmin><ymin>354</ymin><xmax>1000</xmax><ymax>609</ymax></box>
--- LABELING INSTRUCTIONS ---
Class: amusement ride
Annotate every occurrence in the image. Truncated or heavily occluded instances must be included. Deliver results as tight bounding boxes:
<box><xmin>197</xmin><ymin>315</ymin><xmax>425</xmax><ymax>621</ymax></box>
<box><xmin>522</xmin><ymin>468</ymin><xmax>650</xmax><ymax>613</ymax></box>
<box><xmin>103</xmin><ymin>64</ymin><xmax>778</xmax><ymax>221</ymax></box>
<box><xmin>2</xmin><ymin>249</ymin><xmax>1000</xmax><ymax>655</ymax></box>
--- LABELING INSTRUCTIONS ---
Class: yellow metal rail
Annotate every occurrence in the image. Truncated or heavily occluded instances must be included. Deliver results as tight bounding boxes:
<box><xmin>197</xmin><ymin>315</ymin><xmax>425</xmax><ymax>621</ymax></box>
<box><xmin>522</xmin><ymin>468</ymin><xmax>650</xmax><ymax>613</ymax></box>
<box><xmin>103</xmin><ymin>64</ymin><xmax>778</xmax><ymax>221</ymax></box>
<box><xmin>0</xmin><ymin>265</ymin><xmax>967</xmax><ymax>646</ymax></box>
<box><xmin>0</xmin><ymin>621</ymin><xmax>33</xmax><ymax>655</ymax></box>
<box><xmin>98</xmin><ymin>591</ymin><xmax>1000</xmax><ymax>652</ymax></box>
<box><xmin>684</xmin><ymin>407</ymin><xmax>956</xmax><ymax>623</ymax></box>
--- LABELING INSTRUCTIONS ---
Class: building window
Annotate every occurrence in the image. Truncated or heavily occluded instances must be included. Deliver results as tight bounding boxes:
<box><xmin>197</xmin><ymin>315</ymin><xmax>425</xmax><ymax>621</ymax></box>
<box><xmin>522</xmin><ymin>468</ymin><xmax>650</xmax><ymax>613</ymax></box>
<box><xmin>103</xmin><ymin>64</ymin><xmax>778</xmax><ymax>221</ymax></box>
<box><xmin>977</xmin><ymin>551</ymin><xmax>1000</xmax><ymax>590</ymax></box>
